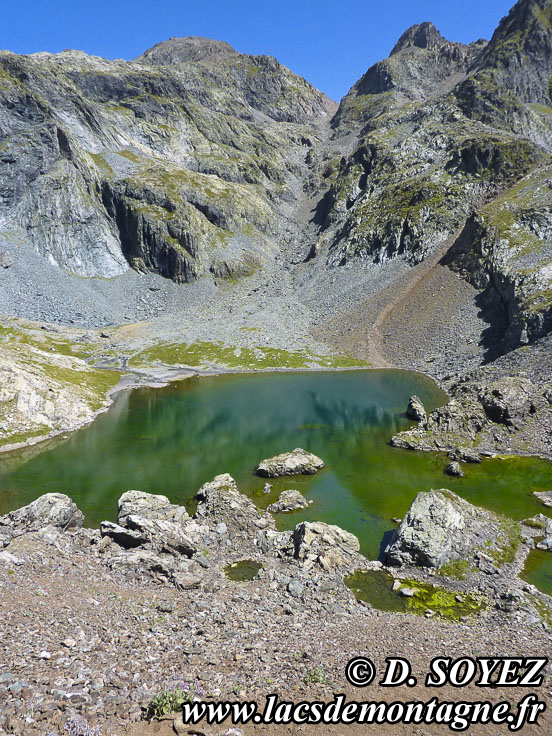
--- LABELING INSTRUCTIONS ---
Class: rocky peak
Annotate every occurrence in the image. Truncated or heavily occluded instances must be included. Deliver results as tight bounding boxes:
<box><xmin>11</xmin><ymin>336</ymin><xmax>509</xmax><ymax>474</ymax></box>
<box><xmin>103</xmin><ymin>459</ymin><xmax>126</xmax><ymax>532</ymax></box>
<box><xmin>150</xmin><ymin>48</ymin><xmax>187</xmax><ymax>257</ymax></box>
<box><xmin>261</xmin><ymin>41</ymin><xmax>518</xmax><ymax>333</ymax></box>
<box><xmin>489</xmin><ymin>0</ymin><xmax>552</xmax><ymax>44</ymax></box>
<box><xmin>390</xmin><ymin>22</ymin><xmax>447</xmax><ymax>55</ymax></box>
<box><xmin>471</xmin><ymin>0</ymin><xmax>552</xmax><ymax>103</ymax></box>
<box><xmin>135</xmin><ymin>36</ymin><xmax>240</xmax><ymax>65</ymax></box>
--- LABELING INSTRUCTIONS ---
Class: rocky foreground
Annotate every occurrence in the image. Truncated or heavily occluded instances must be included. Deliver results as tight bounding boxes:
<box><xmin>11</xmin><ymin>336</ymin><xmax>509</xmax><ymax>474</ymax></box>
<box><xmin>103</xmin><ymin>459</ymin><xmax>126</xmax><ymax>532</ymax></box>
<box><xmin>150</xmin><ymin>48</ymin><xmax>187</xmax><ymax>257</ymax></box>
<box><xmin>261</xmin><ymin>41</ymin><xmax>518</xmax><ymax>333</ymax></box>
<box><xmin>1</xmin><ymin>469</ymin><xmax>552</xmax><ymax>735</ymax></box>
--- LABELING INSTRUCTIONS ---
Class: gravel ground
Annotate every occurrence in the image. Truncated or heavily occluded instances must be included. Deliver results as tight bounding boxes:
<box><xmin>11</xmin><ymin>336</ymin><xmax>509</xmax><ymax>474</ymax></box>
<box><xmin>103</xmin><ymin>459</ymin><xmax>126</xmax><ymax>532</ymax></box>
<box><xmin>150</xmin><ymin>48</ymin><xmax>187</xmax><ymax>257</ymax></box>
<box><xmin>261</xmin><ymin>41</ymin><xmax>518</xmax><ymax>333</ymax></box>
<box><xmin>1</xmin><ymin>522</ymin><xmax>551</xmax><ymax>736</ymax></box>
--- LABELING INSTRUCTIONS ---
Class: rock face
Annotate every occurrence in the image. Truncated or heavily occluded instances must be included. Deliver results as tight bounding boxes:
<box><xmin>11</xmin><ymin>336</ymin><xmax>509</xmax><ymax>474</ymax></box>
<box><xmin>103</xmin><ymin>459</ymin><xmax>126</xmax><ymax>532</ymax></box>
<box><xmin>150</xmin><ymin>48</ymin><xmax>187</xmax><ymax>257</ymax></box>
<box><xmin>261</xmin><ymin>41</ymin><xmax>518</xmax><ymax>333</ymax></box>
<box><xmin>0</xmin><ymin>38</ymin><xmax>335</xmax><ymax>285</ymax></box>
<box><xmin>385</xmin><ymin>489</ymin><xmax>519</xmax><ymax>569</ymax></box>
<box><xmin>256</xmin><ymin>448</ymin><xmax>325</xmax><ymax>477</ymax></box>
<box><xmin>406</xmin><ymin>395</ymin><xmax>427</xmax><ymax>423</ymax></box>
<box><xmin>1</xmin><ymin>493</ymin><xmax>84</xmax><ymax>535</ymax></box>
<box><xmin>0</xmin><ymin>324</ymin><xmax>120</xmax><ymax>451</ymax></box>
<box><xmin>292</xmin><ymin>521</ymin><xmax>360</xmax><ymax>571</ymax></box>
<box><xmin>267</xmin><ymin>490</ymin><xmax>312</xmax><ymax>513</ymax></box>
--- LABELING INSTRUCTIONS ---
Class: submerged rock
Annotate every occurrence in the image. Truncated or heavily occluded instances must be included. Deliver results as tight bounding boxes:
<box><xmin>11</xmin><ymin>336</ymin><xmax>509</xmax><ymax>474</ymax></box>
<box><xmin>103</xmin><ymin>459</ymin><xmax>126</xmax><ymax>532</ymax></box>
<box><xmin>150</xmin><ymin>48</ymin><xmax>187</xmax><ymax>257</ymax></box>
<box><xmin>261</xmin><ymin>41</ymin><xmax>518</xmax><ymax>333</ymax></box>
<box><xmin>533</xmin><ymin>491</ymin><xmax>552</xmax><ymax>508</ymax></box>
<box><xmin>2</xmin><ymin>493</ymin><xmax>84</xmax><ymax>535</ymax></box>
<box><xmin>445</xmin><ymin>461</ymin><xmax>465</xmax><ymax>477</ymax></box>
<box><xmin>256</xmin><ymin>448</ymin><xmax>324</xmax><ymax>477</ymax></box>
<box><xmin>267</xmin><ymin>490</ymin><xmax>312</xmax><ymax>513</ymax></box>
<box><xmin>406</xmin><ymin>395</ymin><xmax>427</xmax><ymax>423</ymax></box>
<box><xmin>385</xmin><ymin>489</ymin><xmax>519</xmax><ymax>569</ymax></box>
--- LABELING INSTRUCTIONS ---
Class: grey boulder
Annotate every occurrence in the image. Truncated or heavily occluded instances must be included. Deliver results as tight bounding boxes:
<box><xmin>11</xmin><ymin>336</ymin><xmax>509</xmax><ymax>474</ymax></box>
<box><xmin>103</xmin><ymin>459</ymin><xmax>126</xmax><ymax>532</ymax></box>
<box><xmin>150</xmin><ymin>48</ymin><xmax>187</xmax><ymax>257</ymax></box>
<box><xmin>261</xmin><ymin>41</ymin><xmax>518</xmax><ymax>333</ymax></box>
<box><xmin>406</xmin><ymin>395</ymin><xmax>427</xmax><ymax>423</ymax></box>
<box><xmin>2</xmin><ymin>493</ymin><xmax>84</xmax><ymax>534</ymax></box>
<box><xmin>385</xmin><ymin>489</ymin><xmax>518</xmax><ymax>569</ymax></box>
<box><xmin>267</xmin><ymin>490</ymin><xmax>312</xmax><ymax>513</ymax></box>
<box><xmin>256</xmin><ymin>448</ymin><xmax>324</xmax><ymax>477</ymax></box>
<box><xmin>118</xmin><ymin>490</ymin><xmax>189</xmax><ymax>526</ymax></box>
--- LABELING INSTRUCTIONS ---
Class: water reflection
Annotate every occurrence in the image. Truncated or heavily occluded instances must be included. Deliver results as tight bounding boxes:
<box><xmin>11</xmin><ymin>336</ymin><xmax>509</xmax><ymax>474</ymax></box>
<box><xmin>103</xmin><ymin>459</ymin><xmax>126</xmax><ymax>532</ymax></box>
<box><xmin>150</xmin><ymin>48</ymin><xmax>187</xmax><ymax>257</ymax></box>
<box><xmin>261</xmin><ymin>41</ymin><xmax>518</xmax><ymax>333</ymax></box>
<box><xmin>0</xmin><ymin>371</ymin><xmax>551</xmax><ymax>568</ymax></box>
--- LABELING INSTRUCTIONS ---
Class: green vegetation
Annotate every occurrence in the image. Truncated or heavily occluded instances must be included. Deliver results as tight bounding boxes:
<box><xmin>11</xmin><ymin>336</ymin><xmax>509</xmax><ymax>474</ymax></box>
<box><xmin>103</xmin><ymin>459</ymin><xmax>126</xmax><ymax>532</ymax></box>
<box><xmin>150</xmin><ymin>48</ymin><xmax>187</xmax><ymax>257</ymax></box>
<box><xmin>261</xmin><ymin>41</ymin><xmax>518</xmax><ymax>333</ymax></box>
<box><xmin>129</xmin><ymin>339</ymin><xmax>370</xmax><ymax>371</ymax></box>
<box><xmin>530</xmin><ymin>102</ymin><xmax>552</xmax><ymax>115</ymax></box>
<box><xmin>146</xmin><ymin>685</ymin><xmax>194</xmax><ymax>720</ymax></box>
<box><xmin>345</xmin><ymin>569</ymin><xmax>487</xmax><ymax>620</ymax></box>
<box><xmin>437</xmin><ymin>558</ymin><xmax>476</xmax><ymax>580</ymax></box>
<box><xmin>88</xmin><ymin>152</ymin><xmax>114</xmax><ymax>177</ymax></box>
<box><xmin>117</xmin><ymin>149</ymin><xmax>142</xmax><ymax>163</ymax></box>
<box><xmin>303</xmin><ymin>667</ymin><xmax>333</xmax><ymax>686</ymax></box>
<box><xmin>488</xmin><ymin>516</ymin><xmax>523</xmax><ymax>567</ymax></box>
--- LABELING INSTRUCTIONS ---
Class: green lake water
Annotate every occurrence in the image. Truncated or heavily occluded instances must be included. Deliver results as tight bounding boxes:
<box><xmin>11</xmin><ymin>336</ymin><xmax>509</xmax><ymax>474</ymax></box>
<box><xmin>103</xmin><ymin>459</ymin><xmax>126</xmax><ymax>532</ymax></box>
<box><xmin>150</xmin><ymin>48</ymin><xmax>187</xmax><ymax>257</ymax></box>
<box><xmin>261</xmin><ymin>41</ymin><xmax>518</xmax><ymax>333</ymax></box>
<box><xmin>0</xmin><ymin>370</ymin><xmax>551</xmax><ymax>588</ymax></box>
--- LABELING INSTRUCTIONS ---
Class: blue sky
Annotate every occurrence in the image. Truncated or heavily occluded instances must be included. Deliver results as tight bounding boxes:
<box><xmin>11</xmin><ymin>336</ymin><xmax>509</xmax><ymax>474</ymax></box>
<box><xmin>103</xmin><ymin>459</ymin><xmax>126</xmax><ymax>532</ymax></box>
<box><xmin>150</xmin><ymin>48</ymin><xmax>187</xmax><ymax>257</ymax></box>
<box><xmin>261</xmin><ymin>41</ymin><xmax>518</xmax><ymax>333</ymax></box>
<box><xmin>1</xmin><ymin>0</ymin><xmax>515</xmax><ymax>100</ymax></box>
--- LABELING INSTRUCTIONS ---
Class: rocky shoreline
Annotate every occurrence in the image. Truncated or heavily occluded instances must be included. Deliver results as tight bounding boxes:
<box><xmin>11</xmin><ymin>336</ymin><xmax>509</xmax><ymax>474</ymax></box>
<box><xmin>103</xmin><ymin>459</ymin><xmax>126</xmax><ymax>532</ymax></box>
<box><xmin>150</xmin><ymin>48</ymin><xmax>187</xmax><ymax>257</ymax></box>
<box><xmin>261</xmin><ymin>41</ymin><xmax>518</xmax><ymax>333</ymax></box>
<box><xmin>1</xmin><ymin>454</ymin><xmax>551</xmax><ymax>735</ymax></box>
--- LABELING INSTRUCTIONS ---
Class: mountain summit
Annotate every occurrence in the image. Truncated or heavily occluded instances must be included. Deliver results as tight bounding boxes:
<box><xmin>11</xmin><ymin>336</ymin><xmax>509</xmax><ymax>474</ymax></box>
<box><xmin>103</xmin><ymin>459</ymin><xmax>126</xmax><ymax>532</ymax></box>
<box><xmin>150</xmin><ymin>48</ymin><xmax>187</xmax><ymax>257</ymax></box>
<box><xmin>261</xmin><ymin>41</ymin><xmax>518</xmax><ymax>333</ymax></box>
<box><xmin>390</xmin><ymin>22</ymin><xmax>448</xmax><ymax>55</ymax></box>
<box><xmin>135</xmin><ymin>36</ymin><xmax>240</xmax><ymax>65</ymax></box>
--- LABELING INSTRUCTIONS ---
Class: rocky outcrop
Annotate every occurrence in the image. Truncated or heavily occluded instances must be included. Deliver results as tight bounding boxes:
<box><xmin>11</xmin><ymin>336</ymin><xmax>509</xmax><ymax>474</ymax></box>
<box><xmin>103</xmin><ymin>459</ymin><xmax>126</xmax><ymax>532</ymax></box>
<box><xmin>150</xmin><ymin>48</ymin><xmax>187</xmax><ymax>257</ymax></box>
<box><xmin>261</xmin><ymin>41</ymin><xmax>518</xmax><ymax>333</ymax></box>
<box><xmin>117</xmin><ymin>490</ymin><xmax>189</xmax><ymax>526</ymax></box>
<box><xmin>256</xmin><ymin>448</ymin><xmax>325</xmax><ymax>477</ymax></box>
<box><xmin>194</xmin><ymin>473</ymin><xmax>274</xmax><ymax>536</ymax></box>
<box><xmin>445</xmin><ymin>461</ymin><xmax>465</xmax><ymax>477</ymax></box>
<box><xmin>533</xmin><ymin>490</ymin><xmax>552</xmax><ymax>507</ymax></box>
<box><xmin>391</xmin><ymin>349</ymin><xmax>552</xmax><ymax>457</ymax></box>
<box><xmin>292</xmin><ymin>521</ymin><xmax>360</xmax><ymax>571</ymax></box>
<box><xmin>267</xmin><ymin>489</ymin><xmax>312</xmax><ymax>513</ymax></box>
<box><xmin>444</xmin><ymin>167</ymin><xmax>552</xmax><ymax>354</ymax></box>
<box><xmin>406</xmin><ymin>395</ymin><xmax>427</xmax><ymax>423</ymax></box>
<box><xmin>0</xmin><ymin>324</ymin><xmax>120</xmax><ymax>451</ymax></box>
<box><xmin>102</xmin><ymin>477</ymin><xmax>274</xmax><ymax>586</ymax></box>
<box><xmin>1</xmin><ymin>493</ymin><xmax>84</xmax><ymax>535</ymax></box>
<box><xmin>385</xmin><ymin>489</ymin><xmax>520</xmax><ymax>570</ymax></box>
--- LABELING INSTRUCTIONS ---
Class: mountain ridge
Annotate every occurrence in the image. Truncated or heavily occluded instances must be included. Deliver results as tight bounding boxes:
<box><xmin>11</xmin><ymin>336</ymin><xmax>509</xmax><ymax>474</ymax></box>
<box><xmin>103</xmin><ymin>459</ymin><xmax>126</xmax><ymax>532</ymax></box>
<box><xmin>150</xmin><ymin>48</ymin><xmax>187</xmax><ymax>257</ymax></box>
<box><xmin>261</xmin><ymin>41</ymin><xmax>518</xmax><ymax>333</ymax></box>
<box><xmin>0</xmin><ymin>0</ymin><xmax>551</xmax><ymax>458</ymax></box>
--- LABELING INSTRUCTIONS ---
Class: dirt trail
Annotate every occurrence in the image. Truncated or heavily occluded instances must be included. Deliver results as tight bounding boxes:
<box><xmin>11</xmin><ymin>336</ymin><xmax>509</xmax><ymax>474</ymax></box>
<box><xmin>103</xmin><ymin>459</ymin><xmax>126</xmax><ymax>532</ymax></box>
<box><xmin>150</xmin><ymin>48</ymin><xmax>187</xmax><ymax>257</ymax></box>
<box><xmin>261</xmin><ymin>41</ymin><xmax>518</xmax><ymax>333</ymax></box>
<box><xmin>366</xmin><ymin>228</ymin><xmax>466</xmax><ymax>367</ymax></box>
<box><xmin>318</xmin><ymin>226</ymin><xmax>469</xmax><ymax>370</ymax></box>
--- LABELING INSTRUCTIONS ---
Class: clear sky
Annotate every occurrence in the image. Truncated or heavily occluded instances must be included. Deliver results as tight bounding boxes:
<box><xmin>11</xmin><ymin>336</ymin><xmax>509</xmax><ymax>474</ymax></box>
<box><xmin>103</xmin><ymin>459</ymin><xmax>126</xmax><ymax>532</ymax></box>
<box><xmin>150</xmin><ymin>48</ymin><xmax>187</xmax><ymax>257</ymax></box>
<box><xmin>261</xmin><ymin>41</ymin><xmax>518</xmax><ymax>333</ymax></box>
<box><xmin>0</xmin><ymin>0</ymin><xmax>516</xmax><ymax>101</ymax></box>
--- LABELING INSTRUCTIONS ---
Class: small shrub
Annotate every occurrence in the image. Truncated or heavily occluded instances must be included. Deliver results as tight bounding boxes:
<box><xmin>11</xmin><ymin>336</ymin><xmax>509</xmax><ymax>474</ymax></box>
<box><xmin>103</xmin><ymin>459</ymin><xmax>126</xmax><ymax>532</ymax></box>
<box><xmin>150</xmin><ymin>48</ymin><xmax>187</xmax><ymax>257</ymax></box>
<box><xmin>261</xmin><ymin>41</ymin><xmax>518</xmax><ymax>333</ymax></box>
<box><xmin>146</xmin><ymin>678</ymin><xmax>204</xmax><ymax>720</ymax></box>
<box><xmin>303</xmin><ymin>666</ymin><xmax>332</xmax><ymax>686</ymax></box>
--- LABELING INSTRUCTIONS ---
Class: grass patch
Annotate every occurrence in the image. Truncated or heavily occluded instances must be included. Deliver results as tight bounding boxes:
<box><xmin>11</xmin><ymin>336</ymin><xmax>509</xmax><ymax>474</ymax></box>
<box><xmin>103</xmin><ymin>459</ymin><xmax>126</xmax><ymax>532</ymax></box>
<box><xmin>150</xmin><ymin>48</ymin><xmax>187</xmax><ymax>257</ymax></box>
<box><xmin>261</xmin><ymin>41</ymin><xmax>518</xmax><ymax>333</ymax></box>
<box><xmin>437</xmin><ymin>558</ymin><xmax>477</xmax><ymax>580</ymax></box>
<box><xmin>88</xmin><ymin>152</ymin><xmax>114</xmax><ymax>177</ymax></box>
<box><xmin>490</xmin><ymin>516</ymin><xmax>524</xmax><ymax>567</ymax></box>
<box><xmin>530</xmin><ymin>102</ymin><xmax>552</xmax><ymax>115</ymax></box>
<box><xmin>129</xmin><ymin>340</ymin><xmax>370</xmax><ymax>371</ymax></box>
<box><xmin>117</xmin><ymin>149</ymin><xmax>142</xmax><ymax>163</ymax></box>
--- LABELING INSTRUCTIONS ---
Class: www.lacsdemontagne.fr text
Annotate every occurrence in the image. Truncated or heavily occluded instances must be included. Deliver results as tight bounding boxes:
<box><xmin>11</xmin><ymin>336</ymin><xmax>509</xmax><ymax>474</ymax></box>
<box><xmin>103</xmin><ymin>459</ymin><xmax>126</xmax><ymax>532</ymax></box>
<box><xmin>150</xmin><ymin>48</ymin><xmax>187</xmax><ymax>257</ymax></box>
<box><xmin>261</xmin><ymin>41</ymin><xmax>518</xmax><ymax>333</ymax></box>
<box><xmin>182</xmin><ymin>692</ymin><xmax>546</xmax><ymax>732</ymax></box>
